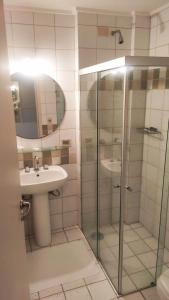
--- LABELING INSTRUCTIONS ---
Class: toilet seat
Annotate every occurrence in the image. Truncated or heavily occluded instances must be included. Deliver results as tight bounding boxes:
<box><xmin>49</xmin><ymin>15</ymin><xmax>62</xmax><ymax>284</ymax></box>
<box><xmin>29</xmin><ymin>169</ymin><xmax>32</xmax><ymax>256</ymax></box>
<box><xmin>157</xmin><ymin>269</ymin><xmax>169</xmax><ymax>300</ymax></box>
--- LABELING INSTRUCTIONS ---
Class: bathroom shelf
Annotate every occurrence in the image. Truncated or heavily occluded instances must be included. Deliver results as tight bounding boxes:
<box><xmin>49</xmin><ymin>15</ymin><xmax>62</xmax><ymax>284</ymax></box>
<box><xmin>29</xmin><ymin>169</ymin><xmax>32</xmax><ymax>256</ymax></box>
<box><xmin>137</xmin><ymin>127</ymin><xmax>163</xmax><ymax>140</ymax></box>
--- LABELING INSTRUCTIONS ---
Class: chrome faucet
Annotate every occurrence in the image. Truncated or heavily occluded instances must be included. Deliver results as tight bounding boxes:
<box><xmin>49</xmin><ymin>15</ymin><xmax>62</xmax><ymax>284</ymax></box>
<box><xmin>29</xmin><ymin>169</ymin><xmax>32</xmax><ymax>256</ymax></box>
<box><xmin>34</xmin><ymin>155</ymin><xmax>40</xmax><ymax>171</ymax></box>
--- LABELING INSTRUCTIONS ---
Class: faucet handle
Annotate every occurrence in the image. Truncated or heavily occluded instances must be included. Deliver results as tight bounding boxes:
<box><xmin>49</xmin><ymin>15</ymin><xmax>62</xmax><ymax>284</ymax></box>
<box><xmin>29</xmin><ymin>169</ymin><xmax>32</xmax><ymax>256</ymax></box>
<box><xmin>25</xmin><ymin>166</ymin><xmax>30</xmax><ymax>173</ymax></box>
<box><xmin>43</xmin><ymin>164</ymin><xmax>49</xmax><ymax>170</ymax></box>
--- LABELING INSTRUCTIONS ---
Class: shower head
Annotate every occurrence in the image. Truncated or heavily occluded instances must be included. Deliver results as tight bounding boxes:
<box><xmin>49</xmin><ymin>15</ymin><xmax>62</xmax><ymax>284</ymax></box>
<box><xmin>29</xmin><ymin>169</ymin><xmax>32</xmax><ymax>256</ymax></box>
<box><xmin>111</xmin><ymin>30</ymin><xmax>124</xmax><ymax>44</ymax></box>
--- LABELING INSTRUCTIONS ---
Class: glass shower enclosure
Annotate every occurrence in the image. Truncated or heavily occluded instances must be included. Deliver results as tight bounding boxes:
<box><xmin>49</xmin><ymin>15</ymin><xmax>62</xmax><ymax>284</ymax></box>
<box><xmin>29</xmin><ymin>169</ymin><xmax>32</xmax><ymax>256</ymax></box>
<box><xmin>80</xmin><ymin>56</ymin><xmax>169</xmax><ymax>295</ymax></box>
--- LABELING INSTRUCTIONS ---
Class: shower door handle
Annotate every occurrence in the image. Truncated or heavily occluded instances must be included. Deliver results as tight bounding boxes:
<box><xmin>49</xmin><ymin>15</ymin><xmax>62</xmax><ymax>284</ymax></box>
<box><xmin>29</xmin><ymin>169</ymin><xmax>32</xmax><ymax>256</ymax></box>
<box><xmin>113</xmin><ymin>184</ymin><xmax>121</xmax><ymax>189</ymax></box>
<box><xmin>125</xmin><ymin>185</ymin><xmax>132</xmax><ymax>192</ymax></box>
<box><xmin>20</xmin><ymin>199</ymin><xmax>31</xmax><ymax>221</ymax></box>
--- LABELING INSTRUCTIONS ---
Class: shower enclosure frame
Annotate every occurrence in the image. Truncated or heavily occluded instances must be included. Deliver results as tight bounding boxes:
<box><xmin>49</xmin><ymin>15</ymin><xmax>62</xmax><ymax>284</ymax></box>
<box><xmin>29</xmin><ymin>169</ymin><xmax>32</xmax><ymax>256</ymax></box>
<box><xmin>79</xmin><ymin>56</ymin><xmax>169</xmax><ymax>294</ymax></box>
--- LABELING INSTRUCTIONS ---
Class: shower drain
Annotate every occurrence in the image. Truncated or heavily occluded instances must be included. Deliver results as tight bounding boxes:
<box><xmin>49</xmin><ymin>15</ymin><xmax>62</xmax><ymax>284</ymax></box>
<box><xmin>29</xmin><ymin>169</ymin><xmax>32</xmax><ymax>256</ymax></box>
<box><xmin>90</xmin><ymin>232</ymin><xmax>104</xmax><ymax>240</ymax></box>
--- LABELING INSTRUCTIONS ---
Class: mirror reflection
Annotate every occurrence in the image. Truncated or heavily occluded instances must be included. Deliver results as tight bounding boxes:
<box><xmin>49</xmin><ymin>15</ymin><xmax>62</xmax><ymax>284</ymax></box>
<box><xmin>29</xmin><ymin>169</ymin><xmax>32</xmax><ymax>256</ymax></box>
<box><xmin>11</xmin><ymin>73</ymin><xmax>65</xmax><ymax>139</ymax></box>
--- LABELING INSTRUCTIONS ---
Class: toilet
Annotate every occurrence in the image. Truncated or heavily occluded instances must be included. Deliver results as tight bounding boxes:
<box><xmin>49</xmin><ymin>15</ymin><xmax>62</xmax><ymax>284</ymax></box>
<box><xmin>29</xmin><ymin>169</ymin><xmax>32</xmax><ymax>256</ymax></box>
<box><xmin>157</xmin><ymin>269</ymin><xmax>169</xmax><ymax>300</ymax></box>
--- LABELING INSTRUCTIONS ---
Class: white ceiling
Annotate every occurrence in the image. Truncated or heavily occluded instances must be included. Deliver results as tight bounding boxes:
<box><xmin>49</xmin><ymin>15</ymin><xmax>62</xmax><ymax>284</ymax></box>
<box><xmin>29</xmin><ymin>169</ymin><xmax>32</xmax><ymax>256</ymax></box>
<box><xmin>4</xmin><ymin>0</ymin><xmax>169</xmax><ymax>13</ymax></box>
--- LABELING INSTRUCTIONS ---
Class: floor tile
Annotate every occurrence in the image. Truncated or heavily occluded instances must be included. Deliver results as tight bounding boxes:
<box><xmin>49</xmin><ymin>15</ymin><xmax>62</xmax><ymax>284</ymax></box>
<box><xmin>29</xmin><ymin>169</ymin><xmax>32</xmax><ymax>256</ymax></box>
<box><xmin>42</xmin><ymin>293</ymin><xmax>65</xmax><ymax>300</ymax></box>
<box><xmin>88</xmin><ymin>280</ymin><xmax>117</xmax><ymax>300</ymax></box>
<box><xmin>65</xmin><ymin>228</ymin><xmax>84</xmax><ymax>241</ymax></box>
<box><xmin>51</xmin><ymin>231</ymin><xmax>67</xmax><ymax>246</ymax></box>
<box><xmin>62</xmin><ymin>279</ymin><xmax>85</xmax><ymax>291</ymax></box>
<box><xmin>130</xmin><ymin>223</ymin><xmax>143</xmax><ymax>229</ymax></box>
<box><xmin>123</xmin><ymin>230</ymin><xmax>140</xmax><ymax>243</ymax></box>
<box><xmin>164</xmin><ymin>249</ymin><xmax>169</xmax><ymax>263</ymax></box>
<box><xmin>120</xmin><ymin>276</ymin><xmax>137</xmax><ymax>294</ymax></box>
<box><xmin>120</xmin><ymin>292</ymin><xmax>144</xmax><ymax>300</ymax></box>
<box><xmin>128</xmin><ymin>239</ymin><xmax>151</xmax><ymax>255</ymax></box>
<box><xmin>144</xmin><ymin>237</ymin><xmax>158</xmax><ymax>250</ymax></box>
<box><xmin>84</xmin><ymin>265</ymin><xmax>106</xmax><ymax>284</ymax></box>
<box><xmin>138</xmin><ymin>252</ymin><xmax>157</xmax><ymax>268</ymax></box>
<box><xmin>134</xmin><ymin>227</ymin><xmax>152</xmax><ymax>239</ymax></box>
<box><xmin>141</xmin><ymin>286</ymin><xmax>160</xmax><ymax>300</ymax></box>
<box><xmin>130</xmin><ymin>270</ymin><xmax>154</xmax><ymax>289</ymax></box>
<box><xmin>123</xmin><ymin>256</ymin><xmax>145</xmax><ymax>275</ymax></box>
<box><xmin>100</xmin><ymin>225</ymin><xmax>116</xmax><ymax>234</ymax></box>
<box><xmin>30</xmin><ymin>237</ymin><xmax>40</xmax><ymax>251</ymax></box>
<box><xmin>111</xmin><ymin>244</ymin><xmax>134</xmax><ymax>259</ymax></box>
<box><xmin>25</xmin><ymin>238</ymin><xmax>31</xmax><ymax>252</ymax></box>
<box><xmin>104</xmin><ymin>232</ymin><xmax>119</xmax><ymax>247</ymax></box>
<box><xmin>39</xmin><ymin>285</ymin><xmax>62</xmax><ymax>298</ymax></box>
<box><xmin>65</xmin><ymin>286</ymin><xmax>92</xmax><ymax>300</ymax></box>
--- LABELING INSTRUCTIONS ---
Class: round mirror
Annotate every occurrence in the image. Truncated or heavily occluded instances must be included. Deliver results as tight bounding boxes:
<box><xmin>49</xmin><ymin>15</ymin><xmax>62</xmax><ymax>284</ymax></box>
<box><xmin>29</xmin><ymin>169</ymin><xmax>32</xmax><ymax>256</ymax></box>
<box><xmin>11</xmin><ymin>73</ymin><xmax>65</xmax><ymax>139</ymax></box>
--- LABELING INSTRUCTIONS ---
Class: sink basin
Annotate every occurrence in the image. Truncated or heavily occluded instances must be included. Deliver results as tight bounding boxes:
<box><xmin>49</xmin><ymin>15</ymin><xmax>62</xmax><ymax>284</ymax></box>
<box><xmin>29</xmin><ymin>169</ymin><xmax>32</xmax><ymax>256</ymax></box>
<box><xmin>20</xmin><ymin>165</ymin><xmax>68</xmax><ymax>247</ymax></box>
<box><xmin>101</xmin><ymin>159</ymin><xmax>121</xmax><ymax>176</ymax></box>
<box><xmin>20</xmin><ymin>165</ymin><xmax>68</xmax><ymax>194</ymax></box>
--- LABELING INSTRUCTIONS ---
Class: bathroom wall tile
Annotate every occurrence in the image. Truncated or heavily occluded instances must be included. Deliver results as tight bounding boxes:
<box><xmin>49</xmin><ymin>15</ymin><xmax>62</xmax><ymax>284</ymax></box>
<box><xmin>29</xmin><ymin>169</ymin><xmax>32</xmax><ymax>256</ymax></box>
<box><xmin>63</xmin><ymin>211</ymin><xmax>77</xmax><ymax>227</ymax></box>
<box><xmin>50</xmin><ymin>198</ymin><xmax>62</xmax><ymax>214</ymax></box>
<box><xmin>96</xmin><ymin>49</ymin><xmax>115</xmax><ymax>63</ymax></box>
<box><xmin>6</xmin><ymin>24</ymin><xmax>13</xmax><ymax>47</ymax></box>
<box><xmin>5</xmin><ymin>10</ymin><xmax>11</xmax><ymax>23</ymax></box>
<box><xmin>55</xmin><ymin>14</ymin><xmax>75</xmax><ymax>27</ymax></box>
<box><xmin>35</xmin><ymin>26</ymin><xmax>55</xmax><ymax>49</ymax></box>
<box><xmin>116</xmin><ymin>16</ymin><xmax>132</xmax><ymax>28</ymax></box>
<box><xmin>134</xmin><ymin>28</ymin><xmax>150</xmax><ymax>50</ymax></box>
<box><xmin>65</xmin><ymin>227</ymin><xmax>83</xmax><ymax>241</ymax></box>
<box><xmin>51</xmin><ymin>214</ymin><xmax>63</xmax><ymax>230</ymax></box>
<box><xmin>78</xmin><ymin>25</ymin><xmax>97</xmax><ymax>48</ymax></box>
<box><xmin>134</xmin><ymin>15</ymin><xmax>150</xmax><ymax>29</ymax></box>
<box><xmin>78</xmin><ymin>12</ymin><xmax>97</xmax><ymax>25</ymax></box>
<box><xmin>51</xmin><ymin>231</ymin><xmax>67</xmax><ymax>245</ymax></box>
<box><xmin>79</xmin><ymin>48</ymin><xmax>97</xmax><ymax>68</ymax></box>
<box><xmin>55</xmin><ymin>27</ymin><xmax>75</xmax><ymax>49</ymax></box>
<box><xmin>11</xmin><ymin>11</ymin><xmax>33</xmax><ymax>24</ymax></box>
<box><xmin>12</xmin><ymin>24</ymin><xmax>34</xmax><ymax>47</ymax></box>
<box><xmin>97</xmin><ymin>30</ymin><xmax>116</xmax><ymax>50</ymax></box>
<box><xmin>34</xmin><ymin>13</ymin><xmax>54</xmax><ymax>26</ymax></box>
<box><xmin>97</xmin><ymin>14</ymin><xmax>116</xmax><ymax>26</ymax></box>
<box><xmin>63</xmin><ymin>196</ymin><xmax>77</xmax><ymax>212</ymax></box>
<box><xmin>56</xmin><ymin>50</ymin><xmax>75</xmax><ymax>71</ymax></box>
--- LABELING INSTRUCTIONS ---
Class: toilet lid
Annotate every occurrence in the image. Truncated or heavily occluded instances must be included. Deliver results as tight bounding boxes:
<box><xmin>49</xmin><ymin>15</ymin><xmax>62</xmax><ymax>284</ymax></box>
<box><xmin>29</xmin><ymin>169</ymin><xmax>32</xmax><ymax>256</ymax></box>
<box><xmin>158</xmin><ymin>269</ymin><xmax>169</xmax><ymax>295</ymax></box>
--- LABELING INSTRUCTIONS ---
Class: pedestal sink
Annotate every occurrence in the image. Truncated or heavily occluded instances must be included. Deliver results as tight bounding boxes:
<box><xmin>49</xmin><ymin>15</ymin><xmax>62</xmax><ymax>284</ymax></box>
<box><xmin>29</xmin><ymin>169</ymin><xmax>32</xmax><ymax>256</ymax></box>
<box><xmin>20</xmin><ymin>166</ymin><xmax>68</xmax><ymax>247</ymax></box>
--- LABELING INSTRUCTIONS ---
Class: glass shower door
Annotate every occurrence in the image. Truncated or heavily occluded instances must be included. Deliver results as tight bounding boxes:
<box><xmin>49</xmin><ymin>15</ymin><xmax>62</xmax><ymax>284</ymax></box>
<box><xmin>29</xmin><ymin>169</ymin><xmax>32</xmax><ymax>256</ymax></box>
<box><xmin>80</xmin><ymin>72</ymin><xmax>98</xmax><ymax>255</ymax></box>
<box><xmin>97</xmin><ymin>68</ymin><xmax>124</xmax><ymax>291</ymax></box>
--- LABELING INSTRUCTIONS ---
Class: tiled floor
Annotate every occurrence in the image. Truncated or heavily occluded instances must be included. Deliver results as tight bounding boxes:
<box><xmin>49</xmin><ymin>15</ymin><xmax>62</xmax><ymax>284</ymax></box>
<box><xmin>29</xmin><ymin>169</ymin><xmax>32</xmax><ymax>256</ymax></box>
<box><xmin>100</xmin><ymin>222</ymin><xmax>169</xmax><ymax>294</ymax></box>
<box><xmin>27</xmin><ymin>225</ymin><xmax>163</xmax><ymax>300</ymax></box>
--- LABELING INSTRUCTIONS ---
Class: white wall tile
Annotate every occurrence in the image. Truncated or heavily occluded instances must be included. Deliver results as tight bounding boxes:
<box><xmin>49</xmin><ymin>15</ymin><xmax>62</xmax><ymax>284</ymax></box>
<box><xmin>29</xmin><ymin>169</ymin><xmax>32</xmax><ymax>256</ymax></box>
<box><xmin>63</xmin><ymin>211</ymin><xmax>77</xmax><ymax>227</ymax></box>
<box><xmin>11</xmin><ymin>11</ymin><xmax>33</xmax><ymax>24</ymax></box>
<box><xmin>35</xmin><ymin>26</ymin><xmax>55</xmax><ymax>49</ymax></box>
<box><xmin>78</xmin><ymin>12</ymin><xmax>97</xmax><ymax>25</ymax></box>
<box><xmin>12</xmin><ymin>24</ymin><xmax>34</xmax><ymax>47</ymax></box>
<box><xmin>56</xmin><ymin>50</ymin><xmax>75</xmax><ymax>70</ymax></box>
<box><xmin>55</xmin><ymin>14</ymin><xmax>75</xmax><ymax>27</ymax></box>
<box><xmin>134</xmin><ymin>28</ymin><xmax>150</xmax><ymax>50</ymax></box>
<box><xmin>116</xmin><ymin>16</ymin><xmax>132</xmax><ymax>28</ymax></box>
<box><xmin>34</xmin><ymin>13</ymin><xmax>54</xmax><ymax>26</ymax></box>
<box><xmin>97</xmin><ymin>14</ymin><xmax>116</xmax><ymax>26</ymax></box>
<box><xmin>79</xmin><ymin>48</ymin><xmax>97</xmax><ymax>68</ymax></box>
<box><xmin>78</xmin><ymin>25</ymin><xmax>97</xmax><ymax>48</ymax></box>
<box><xmin>55</xmin><ymin>27</ymin><xmax>75</xmax><ymax>49</ymax></box>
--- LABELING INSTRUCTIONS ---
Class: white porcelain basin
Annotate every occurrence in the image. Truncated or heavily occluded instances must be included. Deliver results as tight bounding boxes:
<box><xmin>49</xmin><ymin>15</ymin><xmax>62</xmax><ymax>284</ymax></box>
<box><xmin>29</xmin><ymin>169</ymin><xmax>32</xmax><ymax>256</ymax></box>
<box><xmin>20</xmin><ymin>165</ymin><xmax>68</xmax><ymax>247</ymax></box>
<box><xmin>101</xmin><ymin>159</ymin><xmax>121</xmax><ymax>176</ymax></box>
<box><xmin>20</xmin><ymin>165</ymin><xmax>68</xmax><ymax>194</ymax></box>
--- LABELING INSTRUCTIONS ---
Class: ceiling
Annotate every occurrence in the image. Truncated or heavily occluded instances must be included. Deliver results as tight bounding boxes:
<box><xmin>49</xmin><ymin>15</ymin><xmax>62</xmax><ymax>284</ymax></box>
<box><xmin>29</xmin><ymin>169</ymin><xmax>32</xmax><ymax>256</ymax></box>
<box><xmin>4</xmin><ymin>0</ymin><xmax>169</xmax><ymax>13</ymax></box>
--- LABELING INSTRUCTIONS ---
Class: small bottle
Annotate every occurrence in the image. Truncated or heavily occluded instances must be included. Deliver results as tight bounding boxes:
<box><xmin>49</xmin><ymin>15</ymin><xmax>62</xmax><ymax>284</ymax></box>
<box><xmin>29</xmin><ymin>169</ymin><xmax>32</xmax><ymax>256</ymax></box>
<box><xmin>47</xmin><ymin>118</ymin><xmax>53</xmax><ymax>134</ymax></box>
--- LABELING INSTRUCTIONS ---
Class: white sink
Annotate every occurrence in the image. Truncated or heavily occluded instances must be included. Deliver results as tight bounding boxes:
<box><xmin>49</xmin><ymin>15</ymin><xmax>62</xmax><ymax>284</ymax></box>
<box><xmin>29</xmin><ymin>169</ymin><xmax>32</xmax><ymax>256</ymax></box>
<box><xmin>101</xmin><ymin>159</ymin><xmax>121</xmax><ymax>176</ymax></box>
<box><xmin>20</xmin><ymin>165</ymin><xmax>68</xmax><ymax>194</ymax></box>
<box><xmin>20</xmin><ymin>166</ymin><xmax>68</xmax><ymax>247</ymax></box>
